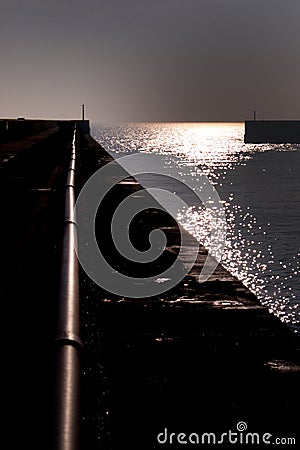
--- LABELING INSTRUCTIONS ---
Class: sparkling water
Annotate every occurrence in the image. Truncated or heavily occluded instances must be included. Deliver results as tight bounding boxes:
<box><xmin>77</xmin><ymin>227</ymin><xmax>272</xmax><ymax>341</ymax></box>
<box><xmin>91</xmin><ymin>122</ymin><xmax>300</xmax><ymax>332</ymax></box>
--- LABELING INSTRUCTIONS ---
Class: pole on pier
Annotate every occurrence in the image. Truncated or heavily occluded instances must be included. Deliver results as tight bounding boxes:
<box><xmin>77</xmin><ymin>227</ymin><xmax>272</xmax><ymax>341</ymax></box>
<box><xmin>54</xmin><ymin>125</ymin><xmax>82</xmax><ymax>450</ymax></box>
<box><xmin>81</xmin><ymin>104</ymin><xmax>85</xmax><ymax>121</ymax></box>
<box><xmin>253</xmin><ymin>109</ymin><xmax>256</xmax><ymax>121</ymax></box>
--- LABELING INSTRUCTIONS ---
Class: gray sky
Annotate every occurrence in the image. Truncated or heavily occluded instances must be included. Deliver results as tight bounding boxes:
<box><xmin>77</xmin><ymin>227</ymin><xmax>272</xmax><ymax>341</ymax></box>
<box><xmin>1</xmin><ymin>0</ymin><xmax>300</xmax><ymax>123</ymax></box>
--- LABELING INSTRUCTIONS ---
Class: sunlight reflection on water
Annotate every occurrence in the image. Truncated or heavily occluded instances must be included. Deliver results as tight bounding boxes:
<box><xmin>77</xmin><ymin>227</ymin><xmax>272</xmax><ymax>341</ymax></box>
<box><xmin>92</xmin><ymin>122</ymin><xmax>300</xmax><ymax>332</ymax></box>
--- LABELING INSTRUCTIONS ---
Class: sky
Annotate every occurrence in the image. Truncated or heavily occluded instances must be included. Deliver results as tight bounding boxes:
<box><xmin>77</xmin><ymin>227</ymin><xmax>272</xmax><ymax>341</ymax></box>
<box><xmin>1</xmin><ymin>0</ymin><xmax>300</xmax><ymax>123</ymax></box>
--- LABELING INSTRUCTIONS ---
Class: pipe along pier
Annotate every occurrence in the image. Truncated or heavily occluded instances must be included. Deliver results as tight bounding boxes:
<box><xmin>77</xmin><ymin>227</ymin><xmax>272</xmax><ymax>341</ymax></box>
<box><xmin>54</xmin><ymin>129</ymin><xmax>82</xmax><ymax>450</ymax></box>
<box><xmin>0</xmin><ymin>119</ymin><xmax>299</xmax><ymax>449</ymax></box>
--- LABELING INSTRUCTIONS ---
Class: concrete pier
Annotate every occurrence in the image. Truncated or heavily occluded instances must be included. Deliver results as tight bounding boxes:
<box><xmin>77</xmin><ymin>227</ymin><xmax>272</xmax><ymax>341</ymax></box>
<box><xmin>0</xmin><ymin>122</ymin><xmax>73</xmax><ymax>450</ymax></box>
<box><xmin>244</xmin><ymin>120</ymin><xmax>300</xmax><ymax>143</ymax></box>
<box><xmin>1</xmin><ymin>120</ymin><xmax>299</xmax><ymax>449</ymax></box>
<box><xmin>78</xmin><ymin>131</ymin><xmax>300</xmax><ymax>449</ymax></box>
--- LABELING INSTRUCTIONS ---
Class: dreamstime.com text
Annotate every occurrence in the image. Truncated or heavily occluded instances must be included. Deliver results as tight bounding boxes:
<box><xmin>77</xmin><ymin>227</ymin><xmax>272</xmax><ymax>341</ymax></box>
<box><xmin>157</xmin><ymin>422</ymin><xmax>296</xmax><ymax>446</ymax></box>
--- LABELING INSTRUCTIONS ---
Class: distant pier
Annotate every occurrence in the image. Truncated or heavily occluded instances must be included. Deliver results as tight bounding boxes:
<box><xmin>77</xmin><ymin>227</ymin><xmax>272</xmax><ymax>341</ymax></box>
<box><xmin>1</xmin><ymin>119</ymin><xmax>299</xmax><ymax>450</ymax></box>
<box><xmin>244</xmin><ymin>120</ymin><xmax>300</xmax><ymax>143</ymax></box>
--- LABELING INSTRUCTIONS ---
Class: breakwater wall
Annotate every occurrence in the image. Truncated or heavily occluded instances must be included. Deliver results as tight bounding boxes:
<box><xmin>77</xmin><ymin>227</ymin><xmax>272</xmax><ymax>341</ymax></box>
<box><xmin>244</xmin><ymin>120</ymin><xmax>300</xmax><ymax>143</ymax></box>
<box><xmin>0</xmin><ymin>118</ymin><xmax>90</xmax><ymax>143</ymax></box>
<box><xmin>0</xmin><ymin>118</ymin><xmax>58</xmax><ymax>143</ymax></box>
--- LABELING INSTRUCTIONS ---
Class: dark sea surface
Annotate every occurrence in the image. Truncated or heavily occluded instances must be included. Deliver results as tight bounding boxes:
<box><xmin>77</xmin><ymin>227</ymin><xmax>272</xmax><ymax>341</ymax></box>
<box><xmin>92</xmin><ymin>122</ymin><xmax>300</xmax><ymax>332</ymax></box>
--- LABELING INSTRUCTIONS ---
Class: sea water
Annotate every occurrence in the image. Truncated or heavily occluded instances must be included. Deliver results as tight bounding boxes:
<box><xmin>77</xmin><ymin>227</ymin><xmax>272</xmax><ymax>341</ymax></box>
<box><xmin>91</xmin><ymin>122</ymin><xmax>300</xmax><ymax>332</ymax></box>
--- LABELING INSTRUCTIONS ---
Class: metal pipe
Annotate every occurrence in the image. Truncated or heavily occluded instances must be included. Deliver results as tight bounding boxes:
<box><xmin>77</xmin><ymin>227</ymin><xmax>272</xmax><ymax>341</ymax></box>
<box><xmin>54</xmin><ymin>127</ymin><xmax>82</xmax><ymax>450</ymax></box>
<box><xmin>54</xmin><ymin>346</ymin><xmax>81</xmax><ymax>450</ymax></box>
<box><xmin>66</xmin><ymin>170</ymin><xmax>75</xmax><ymax>190</ymax></box>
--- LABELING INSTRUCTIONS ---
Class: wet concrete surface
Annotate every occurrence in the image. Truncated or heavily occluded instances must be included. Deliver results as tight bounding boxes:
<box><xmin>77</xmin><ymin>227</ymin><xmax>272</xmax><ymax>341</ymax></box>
<box><xmin>0</xmin><ymin>126</ymin><xmax>72</xmax><ymax>450</ymax></box>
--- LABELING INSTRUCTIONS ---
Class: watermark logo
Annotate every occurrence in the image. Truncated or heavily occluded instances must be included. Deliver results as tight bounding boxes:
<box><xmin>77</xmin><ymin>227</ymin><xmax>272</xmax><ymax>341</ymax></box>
<box><xmin>75</xmin><ymin>153</ymin><xmax>226</xmax><ymax>298</ymax></box>
<box><xmin>236</xmin><ymin>421</ymin><xmax>247</xmax><ymax>432</ymax></box>
<box><xmin>157</xmin><ymin>421</ymin><xmax>296</xmax><ymax>446</ymax></box>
